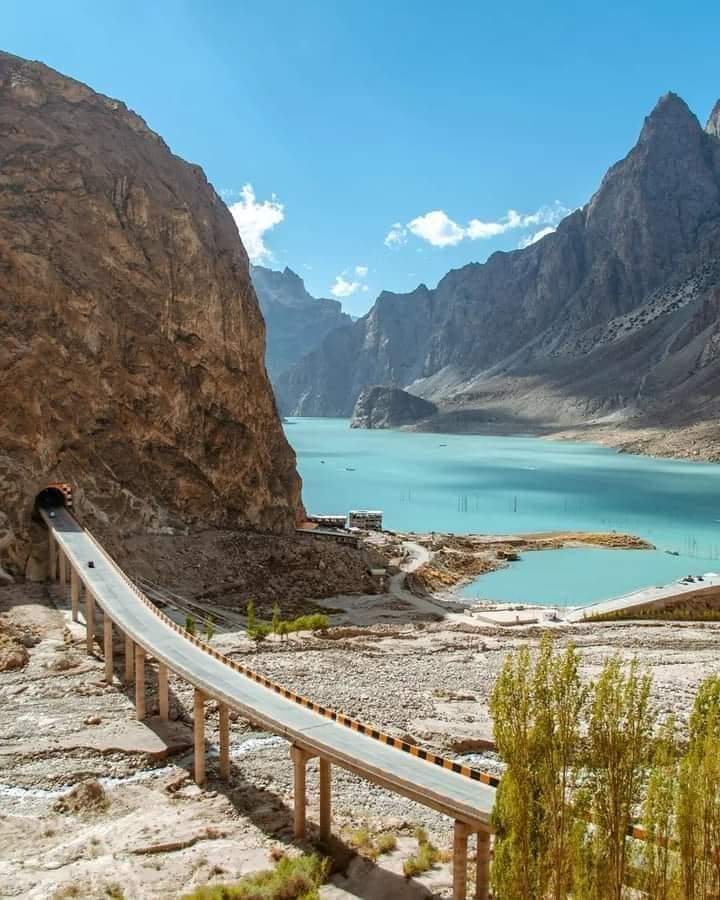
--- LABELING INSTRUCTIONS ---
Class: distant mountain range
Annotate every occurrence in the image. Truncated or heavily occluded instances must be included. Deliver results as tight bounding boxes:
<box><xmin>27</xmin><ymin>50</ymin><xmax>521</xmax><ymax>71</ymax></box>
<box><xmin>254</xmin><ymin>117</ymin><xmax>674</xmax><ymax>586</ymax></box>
<box><xmin>251</xmin><ymin>265</ymin><xmax>351</xmax><ymax>383</ymax></box>
<box><xmin>275</xmin><ymin>94</ymin><xmax>720</xmax><ymax>459</ymax></box>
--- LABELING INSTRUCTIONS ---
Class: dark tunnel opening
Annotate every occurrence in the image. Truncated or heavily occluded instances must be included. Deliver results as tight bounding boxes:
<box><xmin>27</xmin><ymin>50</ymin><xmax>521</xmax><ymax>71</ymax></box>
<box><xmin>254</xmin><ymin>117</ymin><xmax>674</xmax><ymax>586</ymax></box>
<box><xmin>33</xmin><ymin>484</ymin><xmax>73</xmax><ymax>523</ymax></box>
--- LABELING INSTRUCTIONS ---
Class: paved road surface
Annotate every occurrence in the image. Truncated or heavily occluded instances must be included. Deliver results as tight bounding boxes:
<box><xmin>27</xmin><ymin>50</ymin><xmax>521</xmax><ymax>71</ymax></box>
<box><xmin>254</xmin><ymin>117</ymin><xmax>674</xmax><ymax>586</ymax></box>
<box><xmin>48</xmin><ymin>507</ymin><xmax>494</xmax><ymax>828</ymax></box>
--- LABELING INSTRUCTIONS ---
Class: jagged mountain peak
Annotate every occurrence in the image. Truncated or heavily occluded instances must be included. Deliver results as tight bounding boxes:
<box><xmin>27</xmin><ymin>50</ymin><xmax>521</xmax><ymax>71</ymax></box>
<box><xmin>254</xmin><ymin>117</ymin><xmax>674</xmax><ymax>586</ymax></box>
<box><xmin>639</xmin><ymin>91</ymin><xmax>700</xmax><ymax>143</ymax></box>
<box><xmin>706</xmin><ymin>99</ymin><xmax>720</xmax><ymax>138</ymax></box>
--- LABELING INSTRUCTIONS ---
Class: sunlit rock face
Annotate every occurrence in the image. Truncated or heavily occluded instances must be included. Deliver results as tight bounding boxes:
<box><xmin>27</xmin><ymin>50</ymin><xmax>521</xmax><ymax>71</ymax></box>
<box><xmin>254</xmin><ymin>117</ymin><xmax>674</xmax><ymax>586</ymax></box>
<box><xmin>0</xmin><ymin>51</ymin><xmax>302</xmax><ymax>577</ymax></box>
<box><xmin>350</xmin><ymin>386</ymin><xmax>437</xmax><ymax>429</ymax></box>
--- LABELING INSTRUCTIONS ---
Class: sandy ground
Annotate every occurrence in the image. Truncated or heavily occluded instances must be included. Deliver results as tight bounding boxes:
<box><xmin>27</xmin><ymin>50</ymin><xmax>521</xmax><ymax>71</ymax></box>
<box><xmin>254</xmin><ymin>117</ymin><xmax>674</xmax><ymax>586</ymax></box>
<box><xmin>3</xmin><ymin>532</ymin><xmax>720</xmax><ymax>898</ymax></box>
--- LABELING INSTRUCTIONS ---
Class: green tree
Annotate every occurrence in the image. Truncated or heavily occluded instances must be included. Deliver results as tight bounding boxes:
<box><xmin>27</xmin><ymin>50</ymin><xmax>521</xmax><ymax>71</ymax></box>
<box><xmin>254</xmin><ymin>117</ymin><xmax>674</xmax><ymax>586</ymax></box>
<box><xmin>185</xmin><ymin>614</ymin><xmax>196</xmax><ymax>636</ymax></box>
<box><xmin>246</xmin><ymin>599</ymin><xmax>256</xmax><ymax>635</ymax></box>
<box><xmin>491</xmin><ymin>644</ymin><xmax>536</xmax><ymax>899</ymax></box>
<box><xmin>251</xmin><ymin>622</ymin><xmax>270</xmax><ymax>652</ymax></box>
<box><xmin>642</xmin><ymin>717</ymin><xmax>681</xmax><ymax>899</ymax></box>
<box><xmin>272</xmin><ymin>602</ymin><xmax>281</xmax><ymax>636</ymax></box>
<box><xmin>583</xmin><ymin>656</ymin><xmax>655</xmax><ymax>900</ymax></box>
<box><xmin>204</xmin><ymin>615</ymin><xmax>215</xmax><ymax>641</ymax></box>
<box><xmin>533</xmin><ymin>637</ymin><xmax>587</xmax><ymax>899</ymax></box>
<box><xmin>490</xmin><ymin>636</ymin><xmax>586</xmax><ymax>899</ymax></box>
<box><xmin>677</xmin><ymin>676</ymin><xmax>720</xmax><ymax>899</ymax></box>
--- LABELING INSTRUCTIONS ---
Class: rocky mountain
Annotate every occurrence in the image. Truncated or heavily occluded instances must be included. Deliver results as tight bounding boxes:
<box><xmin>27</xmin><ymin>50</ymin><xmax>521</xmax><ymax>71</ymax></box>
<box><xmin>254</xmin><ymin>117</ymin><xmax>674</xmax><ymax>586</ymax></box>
<box><xmin>251</xmin><ymin>265</ymin><xmax>351</xmax><ymax>383</ymax></box>
<box><xmin>277</xmin><ymin>93</ymin><xmax>720</xmax><ymax>455</ymax></box>
<box><xmin>350</xmin><ymin>386</ymin><xmax>437</xmax><ymax>429</ymax></box>
<box><xmin>0</xmin><ymin>51</ymin><xmax>302</xmax><ymax>578</ymax></box>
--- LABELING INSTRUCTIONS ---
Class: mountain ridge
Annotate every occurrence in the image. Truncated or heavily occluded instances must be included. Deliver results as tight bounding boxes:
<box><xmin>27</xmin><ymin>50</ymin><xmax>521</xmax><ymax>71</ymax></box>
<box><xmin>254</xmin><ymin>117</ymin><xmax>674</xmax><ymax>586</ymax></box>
<box><xmin>276</xmin><ymin>92</ymin><xmax>720</xmax><ymax>460</ymax></box>
<box><xmin>251</xmin><ymin>264</ymin><xmax>352</xmax><ymax>383</ymax></box>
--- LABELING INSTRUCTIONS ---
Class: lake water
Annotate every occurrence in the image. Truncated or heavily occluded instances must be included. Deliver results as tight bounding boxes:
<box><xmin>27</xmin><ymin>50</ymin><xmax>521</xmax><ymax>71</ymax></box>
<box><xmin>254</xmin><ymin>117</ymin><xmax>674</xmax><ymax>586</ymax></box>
<box><xmin>285</xmin><ymin>418</ymin><xmax>720</xmax><ymax>605</ymax></box>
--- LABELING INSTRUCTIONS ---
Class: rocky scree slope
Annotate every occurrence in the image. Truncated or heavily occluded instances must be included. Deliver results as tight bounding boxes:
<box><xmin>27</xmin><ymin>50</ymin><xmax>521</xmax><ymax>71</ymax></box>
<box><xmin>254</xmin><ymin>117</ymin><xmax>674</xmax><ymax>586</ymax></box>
<box><xmin>251</xmin><ymin>264</ymin><xmax>351</xmax><ymax>384</ymax></box>
<box><xmin>276</xmin><ymin>94</ymin><xmax>720</xmax><ymax>441</ymax></box>
<box><xmin>0</xmin><ymin>51</ymin><xmax>301</xmax><ymax>579</ymax></box>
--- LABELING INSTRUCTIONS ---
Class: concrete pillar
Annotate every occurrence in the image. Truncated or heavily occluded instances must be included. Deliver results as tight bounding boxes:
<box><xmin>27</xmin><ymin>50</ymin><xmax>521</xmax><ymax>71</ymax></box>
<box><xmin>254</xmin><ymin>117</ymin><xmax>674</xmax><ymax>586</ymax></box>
<box><xmin>218</xmin><ymin>702</ymin><xmax>230</xmax><ymax>780</ymax></box>
<box><xmin>194</xmin><ymin>689</ymin><xmax>206</xmax><ymax>786</ymax></box>
<box><xmin>158</xmin><ymin>663</ymin><xmax>169</xmax><ymax>720</ymax></box>
<box><xmin>475</xmin><ymin>831</ymin><xmax>490</xmax><ymax>900</ymax></box>
<box><xmin>124</xmin><ymin>634</ymin><xmax>134</xmax><ymax>684</ymax></box>
<box><xmin>103</xmin><ymin>614</ymin><xmax>113</xmax><ymax>683</ymax></box>
<box><xmin>85</xmin><ymin>591</ymin><xmax>95</xmax><ymax>655</ymax></box>
<box><xmin>319</xmin><ymin>757</ymin><xmax>332</xmax><ymax>843</ymax></box>
<box><xmin>70</xmin><ymin>569</ymin><xmax>79</xmax><ymax>622</ymax></box>
<box><xmin>453</xmin><ymin>821</ymin><xmax>470</xmax><ymax>900</ymax></box>
<box><xmin>291</xmin><ymin>745</ymin><xmax>308</xmax><ymax>840</ymax></box>
<box><xmin>48</xmin><ymin>533</ymin><xmax>57</xmax><ymax>581</ymax></box>
<box><xmin>58</xmin><ymin>549</ymin><xmax>66</xmax><ymax>588</ymax></box>
<box><xmin>135</xmin><ymin>645</ymin><xmax>146</xmax><ymax>720</ymax></box>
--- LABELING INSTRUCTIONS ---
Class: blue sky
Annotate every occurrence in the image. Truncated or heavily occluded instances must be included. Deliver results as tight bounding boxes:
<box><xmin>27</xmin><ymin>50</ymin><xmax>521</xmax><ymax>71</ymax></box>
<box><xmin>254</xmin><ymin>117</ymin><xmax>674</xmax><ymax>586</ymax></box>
<box><xmin>4</xmin><ymin>1</ymin><xmax>720</xmax><ymax>315</ymax></box>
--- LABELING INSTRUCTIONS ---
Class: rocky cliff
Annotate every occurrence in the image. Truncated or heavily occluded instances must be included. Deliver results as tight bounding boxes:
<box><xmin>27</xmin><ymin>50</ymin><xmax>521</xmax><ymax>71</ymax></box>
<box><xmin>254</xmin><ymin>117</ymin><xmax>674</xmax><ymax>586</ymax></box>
<box><xmin>350</xmin><ymin>386</ymin><xmax>437</xmax><ymax>429</ymax></box>
<box><xmin>276</xmin><ymin>93</ymin><xmax>720</xmax><ymax>455</ymax></box>
<box><xmin>0</xmin><ymin>51</ymin><xmax>302</xmax><ymax>578</ymax></box>
<box><xmin>251</xmin><ymin>265</ymin><xmax>351</xmax><ymax>383</ymax></box>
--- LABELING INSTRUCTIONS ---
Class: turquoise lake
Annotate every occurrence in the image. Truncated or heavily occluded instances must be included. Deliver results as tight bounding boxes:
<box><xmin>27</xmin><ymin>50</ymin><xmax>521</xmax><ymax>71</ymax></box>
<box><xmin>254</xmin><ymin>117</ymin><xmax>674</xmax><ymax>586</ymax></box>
<box><xmin>285</xmin><ymin>418</ymin><xmax>720</xmax><ymax>606</ymax></box>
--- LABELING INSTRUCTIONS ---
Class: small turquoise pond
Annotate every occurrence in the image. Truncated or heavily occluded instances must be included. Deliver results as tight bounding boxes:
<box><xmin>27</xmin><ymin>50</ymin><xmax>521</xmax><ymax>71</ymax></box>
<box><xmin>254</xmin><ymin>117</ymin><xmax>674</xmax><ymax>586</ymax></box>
<box><xmin>460</xmin><ymin>547</ymin><xmax>714</xmax><ymax>607</ymax></box>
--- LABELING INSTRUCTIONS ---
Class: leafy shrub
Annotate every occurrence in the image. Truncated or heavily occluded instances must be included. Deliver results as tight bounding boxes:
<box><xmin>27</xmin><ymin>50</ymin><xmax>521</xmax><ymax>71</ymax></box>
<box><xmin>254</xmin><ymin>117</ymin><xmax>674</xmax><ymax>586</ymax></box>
<box><xmin>183</xmin><ymin>852</ymin><xmax>330</xmax><ymax>900</ymax></box>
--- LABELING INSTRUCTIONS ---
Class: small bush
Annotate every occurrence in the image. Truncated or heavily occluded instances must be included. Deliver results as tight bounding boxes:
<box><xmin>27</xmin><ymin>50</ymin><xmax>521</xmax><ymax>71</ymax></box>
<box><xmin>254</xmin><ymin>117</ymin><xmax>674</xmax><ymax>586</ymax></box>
<box><xmin>185</xmin><ymin>614</ymin><xmax>196</xmax><ymax>636</ymax></box>
<box><xmin>183</xmin><ymin>852</ymin><xmax>330</xmax><ymax>899</ymax></box>
<box><xmin>376</xmin><ymin>833</ymin><xmax>398</xmax><ymax>855</ymax></box>
<box><xmin>403</xmin><ymin>832</ymin><xmax>440</xmax><ymax>879</ymax></box>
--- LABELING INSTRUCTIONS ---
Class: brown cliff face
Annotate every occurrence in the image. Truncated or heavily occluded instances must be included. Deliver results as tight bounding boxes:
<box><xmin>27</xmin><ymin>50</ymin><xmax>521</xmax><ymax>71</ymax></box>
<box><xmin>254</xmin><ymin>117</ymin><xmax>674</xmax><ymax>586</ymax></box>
<box><xmin>0</xmin><ymin>51</ymin><xmax>302</xmax><ymax>577</ymax></box>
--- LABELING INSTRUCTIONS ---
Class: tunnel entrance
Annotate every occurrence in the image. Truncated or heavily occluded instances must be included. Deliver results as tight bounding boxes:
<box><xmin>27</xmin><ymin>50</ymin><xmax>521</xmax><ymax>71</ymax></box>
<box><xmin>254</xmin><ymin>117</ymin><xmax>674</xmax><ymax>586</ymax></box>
<box><xmin>34</xmin><ymin>483</ymin><xmax>73</xmax><ymax>522</ymax></box>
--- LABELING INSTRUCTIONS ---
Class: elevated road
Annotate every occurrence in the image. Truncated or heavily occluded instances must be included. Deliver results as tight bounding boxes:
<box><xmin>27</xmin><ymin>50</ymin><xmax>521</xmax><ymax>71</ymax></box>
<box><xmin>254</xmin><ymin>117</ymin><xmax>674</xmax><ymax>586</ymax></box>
<box><xmin>44</xmin><ymin>505</ymin><xmax>494</xmax><ymax>899</ymax></box>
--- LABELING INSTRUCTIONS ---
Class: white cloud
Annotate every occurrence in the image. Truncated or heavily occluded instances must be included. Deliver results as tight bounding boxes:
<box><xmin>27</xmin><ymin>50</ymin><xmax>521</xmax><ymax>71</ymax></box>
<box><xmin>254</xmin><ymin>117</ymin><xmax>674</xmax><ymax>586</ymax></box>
<box><xmin>384</xmin><ymin>222</ymin><xmax>408</xmax><ymax>247</ymax></box>
<box><xmin>227</xmin><ymin>183</ymin><xmax>284</xmax><ymax>263</ymax></box>
<box><xmin>408</xmin><ymin>210</ymin><xmax>465</xmax><ymax>247</ymax></box>
<box><xmin>330</xmin><ymin>264</ymin><xmax>370</xmax><ymax>298</ymax></box>
<box><xmin>330</xmin><ymin>275</ymin><xmax>363</xmax><ymax>298</ymax></box>
<box><xmin>389</xmin><ymin>201</ymin><xmax>570</xmax><ymax>250</ymax></box>
<box><xmin>518</xmin><ymin>226</ymin><xmax>556</xmax><ymax>249</ymax></box>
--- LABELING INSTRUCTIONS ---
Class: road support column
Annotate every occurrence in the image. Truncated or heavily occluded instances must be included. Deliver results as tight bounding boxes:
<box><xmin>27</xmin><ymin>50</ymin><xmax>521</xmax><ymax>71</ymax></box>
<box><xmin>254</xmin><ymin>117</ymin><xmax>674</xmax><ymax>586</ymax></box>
<box><xmin>103</xmin><ymin>614</ymin><xmax>113</xmax><ymax>683</ymax></box>
<box><xmin>158</xmin><ymin>663</ymin><xmax>169</xmax><ymax>720</ymax></box>
<box><xmin>58</xmin><ymin>549</ymin><xmax>66</xmax><ymax>588</ymax></box>
<box><xmin>135</xmin><ymin>645</ymin><xmax>146</xmax><ymax>720</ymax></box>
<box><xmin>219</xmin><ymin>702</ymin><xmax>230</xmax><ymax>780</ymax></box>
<box><xmin>70</xmin><ymin>569</ymin><xmax>79</xmax><ymax>622</ymax></box>
<box><xmin>319</xmin><ymin>758</ymin><xmax>332</xmax><ymax>843</ymax></box>
<box><xmin>48</xmin><ymin>532</ymin><xmax>57</xmax><ymax>581</ymax></box>
<box><xmin>194</xmin><ymin>689</ymin><xmax>206</xmax><ymax>786</ymax></box>
<box><xmin>475</xmin><ymin>830</ymin><xmax>490</xmax><ymax>900</ymax></box>
<box><xmin>124</xmin><ymin>634</ymin><xmax>134</xmax><ymax>683</ymax></box>
<box><xmin>291</xmin><ymin>745</ymin><xmax>308</xmax><ymax>839</ymax></box>
<box><xmin>453</xmin><ymin>821</ymin><xmax>471</xmax><ymax>900</ymax></box>
<box><xmin>85</xmin><ymin>591</ymin><xmax>95</xmax><ymax>655</ymax></box>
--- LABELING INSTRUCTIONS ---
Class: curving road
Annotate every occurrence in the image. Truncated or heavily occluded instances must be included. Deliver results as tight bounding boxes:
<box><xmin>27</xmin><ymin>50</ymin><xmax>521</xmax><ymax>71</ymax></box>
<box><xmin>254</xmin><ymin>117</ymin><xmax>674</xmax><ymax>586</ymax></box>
<box><xmin>46</xmin><ymin>507</ymin><xmax>494</xmax><ymax>830</ymax></box>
